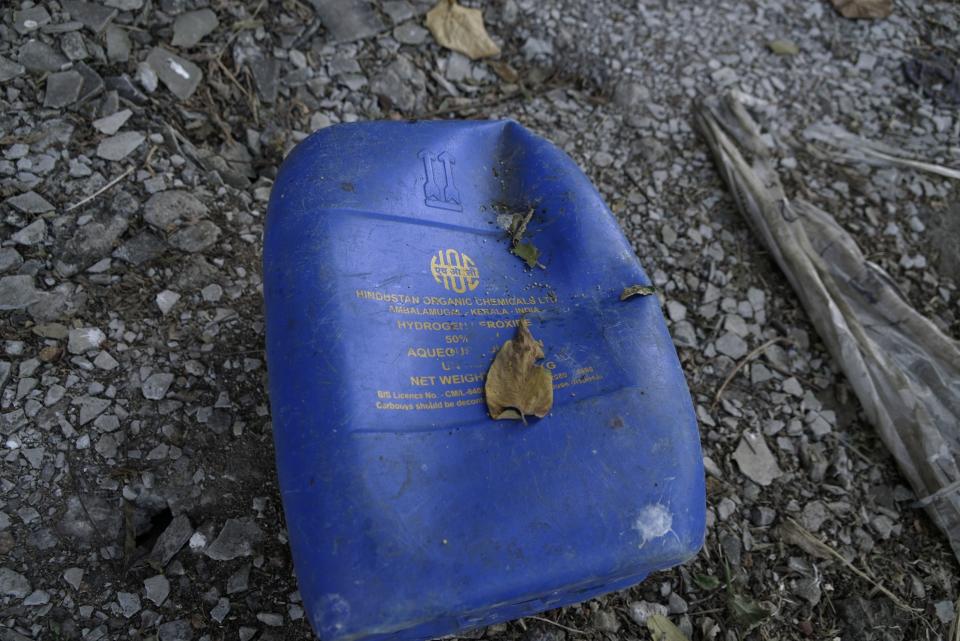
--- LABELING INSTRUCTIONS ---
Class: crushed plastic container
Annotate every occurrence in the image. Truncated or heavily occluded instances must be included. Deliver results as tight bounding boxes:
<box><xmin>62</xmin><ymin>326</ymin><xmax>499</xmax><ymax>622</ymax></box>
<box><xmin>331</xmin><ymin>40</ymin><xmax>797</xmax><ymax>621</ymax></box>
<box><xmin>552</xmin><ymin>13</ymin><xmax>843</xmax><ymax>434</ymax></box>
<box><xmin>263</xmin><ymin>120</ymin><xmax>705</xmax><ymax>641</ymax></box>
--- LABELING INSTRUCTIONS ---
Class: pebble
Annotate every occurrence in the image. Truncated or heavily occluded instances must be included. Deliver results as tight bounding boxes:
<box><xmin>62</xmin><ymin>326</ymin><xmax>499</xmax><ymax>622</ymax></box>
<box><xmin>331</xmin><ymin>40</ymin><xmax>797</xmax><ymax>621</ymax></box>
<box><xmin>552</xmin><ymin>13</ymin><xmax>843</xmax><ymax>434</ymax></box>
<box><xmin>158</xmin><ymin>619</ymin><xmax>193</xmax><ymax>641</ymax></box>
<box><xmin>43</xmin><ymin>70</ymin><xmax>83</xmax><ymax>109</ymax></box>
<box><xmin>144</xmin><ymin>190</ymin><xmax>208</xmax><ymax>229</ymax></box>
<box><xmin>68</xmin><ymin>327</ymin><xmax>106</xmax><ymax>354</ymax></box>
<box><xmin>172</xmin><ymin>9</ymin><xmax>220</xmax><ymax>48</ymax></box>
<box><xmin>0</xmin><ymin>567</ymin><xmax>31</xmax><ymax>599</ymax></box>
<box><xmin>250</xmin><ymin>57</ymin><xmax>280</xmax><ymax>103</ymax></box>
<box><xmin>7</xmin><ymin>191</ymin><xmax>54</xmax><ymax>213</ymax></box>
<box><xmin>144</xmin><ymin>574</ymin><xmax>170</xmax><ymax>606</ymax></box>
<box><xmin>205</xmin><ymin>518</ymin><xmax>263</xmax><ymax>561</ymax></box>
<box><xmin>393</xmin><ymin>22</ymin><xmax>428</xmax><ymax>46</ymax></box>
<box><xmin>156</xmin><ymin>290</ymin><xmax>181</xmax><ymax>315</ymax></box>
<box><xmin>117</xmin><ymin>591</ymin><xmax>141</xmax><ymax>617</ymax></box>
<box><xmin>628</xmin><ymin>600</ymin><xmax>668</xmax><ymax>625</ymax></box>
<box><xmin>14</xmin><ymin>7</ymin><xmax>52</xmax><ymax>34</ymax></box>
<box><xmin>0</xmin><ymin>275</ymin><xmax>42</xmax><ymax>311</ymax></box>
<box><xmin>142</xmin><ymin>372</ymin><xmax>175</xmax><ymax>400</ymax></box>
<box><xmin>105</xmin><ymin>25</ymin><xmax>130</xmax><ymax>62</ymax></box>
<box><xmin>211</xmin><ymin>597</ymin><xmax>231</xmax><ymax>623</ymax></box>
<box><xmin>0</xmin><ymin>56</ymin><xmax>26</xmax><ymax>82</ymax></box>
<box><xmin>61</xmin><ymin>0</ymin><xmax>117</xmax><ymax>34</ymax></box>
<box><xmin>18</xmin><ymin>40</ymin><xmax>67</xmax><ymax>72</ymax></box>
<box><xmin>146</xmin><ymin>47</ymin><xmax>202</xmax><ymax>100</ymax></box>
<box><xmin>97</xmin><ymin>131</ymin><xmax>145</xmax><ymax>161</ymax></box>
<box><xmin>11</xmin><ymin>220</ymin><xmax>47</xmax><ymax>246</ymax></box>
<box><xmin>169</xmin><ymin>221</ymin><xmax>222</xmax><ymax>253</ymax></box>
<box><xmin>92</xmin><ymin>109</ymin><xmax>132</xmax><ymax>135</ymax></box>
<box><xmin>715</xmin><ymin>332</ymin><xmax>748</xmax><ymax>359</ymax></box>
<box><xmin>63</xmin><ymin>567</ymin><xmax>84</xmax><ymax>590</ymax></box>
<box><xmin>733</xmin><ymin>432</ymin><xmax>782</xmax><ymax>486</ymax></box>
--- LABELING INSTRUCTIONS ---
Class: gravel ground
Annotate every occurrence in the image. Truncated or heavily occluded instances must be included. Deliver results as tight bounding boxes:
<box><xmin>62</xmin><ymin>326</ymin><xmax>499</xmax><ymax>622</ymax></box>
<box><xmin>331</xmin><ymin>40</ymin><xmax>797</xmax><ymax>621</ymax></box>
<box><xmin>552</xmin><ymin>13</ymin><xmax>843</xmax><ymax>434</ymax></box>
<box><xmin>1</xmin><ymin>1</ymin><xmax>959</xmax><ymax>640</ymax></box>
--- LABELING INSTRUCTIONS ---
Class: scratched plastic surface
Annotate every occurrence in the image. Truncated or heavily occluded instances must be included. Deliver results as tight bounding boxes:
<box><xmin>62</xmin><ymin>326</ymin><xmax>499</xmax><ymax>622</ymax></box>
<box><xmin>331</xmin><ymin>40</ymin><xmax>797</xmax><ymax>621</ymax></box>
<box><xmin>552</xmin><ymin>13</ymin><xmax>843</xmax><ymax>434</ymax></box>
<box><xmin>263</xmin><ymin>120</ymin><xmax>705</xmax><ymax>641</ymax></box>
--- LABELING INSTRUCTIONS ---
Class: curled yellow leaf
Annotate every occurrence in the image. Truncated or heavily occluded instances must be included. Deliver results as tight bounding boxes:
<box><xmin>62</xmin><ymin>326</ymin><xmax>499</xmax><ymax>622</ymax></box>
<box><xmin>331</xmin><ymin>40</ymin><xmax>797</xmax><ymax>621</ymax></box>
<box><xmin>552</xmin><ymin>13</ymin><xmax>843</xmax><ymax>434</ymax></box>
<box><xmin>484</xmin><ymin>320</ymin><xmax>553</xmax><ymax>422</ymax></box>
<box><xmin>426</xmin><ymin>0</ymin><xmax>501</xmax><ymax>60</ymax></box>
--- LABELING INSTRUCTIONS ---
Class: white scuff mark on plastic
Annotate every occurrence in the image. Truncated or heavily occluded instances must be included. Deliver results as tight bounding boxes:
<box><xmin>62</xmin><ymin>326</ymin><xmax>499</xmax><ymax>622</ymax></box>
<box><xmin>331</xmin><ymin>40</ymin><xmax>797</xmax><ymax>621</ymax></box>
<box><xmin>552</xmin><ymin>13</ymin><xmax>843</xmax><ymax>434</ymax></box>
<box><xmin>496</xmin><ymin>213</ymin><xmax>515</xmax><ymax>231</ymax></box>
<box><xmin>633</xmin><ymin>503</ymin><xmax>673</xmax><ymax>548</ymax></box>
<box><xmin>316</xmin><ymin>593</ymin><xmax>351</xmax><ymax>635</ymax></box>
<box><xmin>168</xmin><ymin>58</ymin><xmax>191</xmax><ymax>79</ymax></box>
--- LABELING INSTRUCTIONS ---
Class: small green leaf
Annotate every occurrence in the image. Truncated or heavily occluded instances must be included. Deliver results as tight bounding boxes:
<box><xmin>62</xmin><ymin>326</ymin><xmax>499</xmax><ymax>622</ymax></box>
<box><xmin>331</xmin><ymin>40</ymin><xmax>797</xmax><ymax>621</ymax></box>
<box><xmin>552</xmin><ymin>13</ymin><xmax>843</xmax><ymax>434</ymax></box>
<box><xmin>646</xmin><ymin>614</ymin><xmax>691</xmax><ymax>641</ymax></box>
<box><xmin>727</xmin><ymin>592</ymin><xmax>772</xmax><ymax>629</ymax></box>
<box><xmin>620</xmin><ymin>284</ymin><xmax>656</xmax><ymax>300</ymax></box>
<box><xmin>767</xmin><ymin>39</ymin><xmax>799</xmax><ymax>55</ymax></box>
<box><xmin>512</xmin><ymin>241</ymin><xmax>540</xmax><ymax>269</ymax></box>
<box><xmin>693</xmin><ymin>574</ymin><xmax>721</xmax><ymax>590</ymax></box>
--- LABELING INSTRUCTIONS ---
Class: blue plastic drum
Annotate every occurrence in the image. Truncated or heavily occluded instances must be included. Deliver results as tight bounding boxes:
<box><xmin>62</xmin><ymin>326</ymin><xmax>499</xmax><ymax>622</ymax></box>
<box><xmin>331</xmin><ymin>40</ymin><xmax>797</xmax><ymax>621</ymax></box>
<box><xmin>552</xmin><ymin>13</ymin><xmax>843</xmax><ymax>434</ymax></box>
<box><xmin>263</xmin><ymin>120</ymin><xmax>704</xmax><ymax>641</ymax></box>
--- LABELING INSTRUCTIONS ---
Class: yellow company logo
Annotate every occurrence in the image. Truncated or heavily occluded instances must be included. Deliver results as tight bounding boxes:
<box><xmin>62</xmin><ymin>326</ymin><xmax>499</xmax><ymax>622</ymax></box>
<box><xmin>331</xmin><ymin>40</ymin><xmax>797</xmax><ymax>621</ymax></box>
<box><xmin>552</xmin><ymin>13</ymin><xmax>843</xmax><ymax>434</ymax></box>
<box><xmin>430</xmin><ymin>249</ymin><xmax>479</xmax><ymax>293</ymax></box>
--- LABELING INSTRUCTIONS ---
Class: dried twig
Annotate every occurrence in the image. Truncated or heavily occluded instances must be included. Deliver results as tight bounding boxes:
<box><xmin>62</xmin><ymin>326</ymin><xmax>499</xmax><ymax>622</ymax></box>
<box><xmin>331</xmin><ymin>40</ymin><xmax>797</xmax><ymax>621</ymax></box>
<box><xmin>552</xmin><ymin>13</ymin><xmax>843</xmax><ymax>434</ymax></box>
<box><xmin>525</xmin><ymin>616</ymin><xmax>587</xmax><ymax>635</ymax></box>
<box><xmin>783</xmin><ymin>518</ymin><xmax>920</xmax><ymax>613</ymax></box>
<box><xmin>65</xmin><ymin>166</ymin><xmax>135</xmax><ymax>212</ymax></box>
<box><xmin>712</xmin><ymin>337</ymin><xmax>791</xmax><ymax>409</ymax></box>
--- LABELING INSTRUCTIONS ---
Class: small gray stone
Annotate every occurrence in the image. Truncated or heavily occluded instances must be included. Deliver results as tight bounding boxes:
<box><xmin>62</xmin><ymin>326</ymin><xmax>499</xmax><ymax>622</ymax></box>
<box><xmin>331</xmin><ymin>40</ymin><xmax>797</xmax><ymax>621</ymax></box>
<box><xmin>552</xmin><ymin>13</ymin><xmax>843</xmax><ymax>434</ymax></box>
<box><xmin>60</xmin><ymin>31</ymin><xmax>89</xmax><ymax>61</ymax></box>
<box><xmin>68</xmin><ymin>327</ymin><xmax>106</xmax><ymax>354</ymax></box>
<box><xmin>0</xmin><ymin>248</ymin><xmax>23</xmax><ymax>273</ymax></box>
<box><xmin>211</xmin><ymin>597</ymin><xmax>230</xmax><ymax>623</ymax></box>
<box><xmin>668</xmin><ymin>592</ymin><xmax>688</xmax><ymax>614</ymax></box>
<box><xmin>201</xmin><ymin>284</ymin><xmax>223</xmax><ymax>302</ymax></box>
<box><xmin>158</xmin><ymin>619</ymin><xmax>193</xmax><ymax>641</ymax></box>
<box><xmin>594</xmin><ymin>609</ymin><xmax>620</xmax><ymax>633</ymax></box>
<box><xmin>371</xmin><ymin>57</ymin><xmax>421</xmax><ymax>112</ymax></box>
<box><xmin>95</xmin><ymin>433</ymin><xmax>118</xmax><ymax>458</ymax></box>
<box><xmin>733</xmin><ymin>432</ymin><xmax>782</xmax><ymax>486</ymax></box>
<box><xmin>14</xmin><ymin>7</ymin><xmax>52</xmax><ymax>34</ymax></box>
<box><xmin>311</xmin><ymin>0</ymin><xmax>385</xmax><ymax>43</ymax></box>
<box><xmin>105</xmin><ymin>25</ymin><xmax>131</xmax><ymax>63</ymax></box>
<box><xmin>782</xmin><ymin>377</ymin><xmax>803</xmax><ymax>397</ymax></box>
<box><xmin>258</xmin><ymin>613</ymin><xmax>283</xmax><ymax>626</ymax></box>
<box><xmin>715</xmin><ymin>332</ymin><xmax>748</xmax><ymax>359</ymax></box>
<box><xmin>383</xmin><ymin>0</ymin><xmax>415</xmax><ymax>23</ymax></box>
<box><xmin>24</xmin><ymin>589</ymin><xmax>50</xmax><ymax>606</ymax></box>
<box><xmin>44</xmin><ymin>70</ymin><xmax>84</xmax><ymax>108</ymax></box>
<box><xmin>144</xmin><ymin>190</ymin><xmax>208</xmax><ymax>229</ymax></box>
<box><xmin>169</xmin><ymin>221</ymin><xmax>221</xmax><ymax>253</ymax></box>
<box><xmin>226</xmin><ymin>563</ymin><xmax>250</xmax><ymax>593</ymax></box>
<box><xmin>445</xmin><ymin>52</ymin><xmax>471</xmax><ymax>82</ymax></box>
<box><xmin>93</xmin><ymin>108</ymin><xmax>132</xmax><ymax>135</ymax></box>
<box><xmin>19</xmin><ymin>40</ymin><xmax>67</xmax><ymax>73</ymax></box>
<box><xmin>144</xmin><ymin>574</ymin><xmax>170</xmax><ymax>606</ymax></box>
<box><xmin>0</xmin><ymin>56</ymin><xmax>26</xmax><ymax>82</ymax></box>
<box><xmin>11</xmin><ymin>220</ymin><xmax>47</xmax><ymax>246</ymax></box>
<box><xmin>97</xmin><ymin>131</ymin><xmax>144</xmax><ymax>161</ymax></box>
<box><xmin>249</xmin><ymin>57</ymin><xmax>279</xmax><ymax>103</ymax></box>
<box><xmin>801</xmin><ymin>500</ymin><xmax>830</xmax><ymax>532</ymax></box>
<box><xmin>0</xmin><ymin>567</ymin><xmax>31</xmax><ymax>599</ymax></box>
<box><xmin>105</xmin><ymin>0</ymin><xmax>144</xmax><ymax>10</ymax></box>
<box><xmin>117</xmin><ymin>591</ymin><xmax>141</xmax><ymax>617</ymax></box>
<box><xmin>205</xmin><ymin>518</ymin><xmax>263</xmax><ymax>561</ymax></box>
<box><xmin>93</xmin><ymin>351</ymin><xmax>119</xmax><ymax>370</ymax></box>
<box><xmin>62</xmin><ymin>0</ymin><xmax>117</xmax><ymax>33</ymax></box>
<box><xmin>0</xmin><ymin>275</ymin><xmax>42</xmax><ymax>311</ymax></box>
<box><xmin>628</xmin><ymin>601</ymin><xmax>668</xmax><ymax>625</ymax></box>
<box><xmin>142</xmin><ymin>372</ymin><xmax>175</xmax><ymax>400</ymax></box>
<box><xmin>666</xmin><ymin>300</ymin><xmax>686</xmax><ymax>322</ymax></box>
<box><xmin>114</xmin><ymin>231</ymin><xmax>166</xmax><ymax>265</ymax></box>
<box><xmin>74</xmin><ymin>61</ymin><xmax>104</xmax><ymax>102</ymax></box>
<box><xmin>751</xmin><ymin>506</ymin><xmax>777</xmax><ymax>527</ymax></box>
<box><xmin>172</xmin><ymin>9</ymin><xmax>219</xmax><ymax>48</ymax></box>
<box><xmin>147</xmin><ymin>47</ymin><xmax>202</xmax><ymax>100</ymax></box>
<box><xmin>7</xmin><ymin>191</ymin><xmax>54</xmax><ymax>214</ymax></box>
<box><xmin>393</xmin><ymin>21</ymin><xmax>428</xmax><ymax>45</ymax></box>
<box><xmin>935</xmin><ymin>600</ymin><xmax>956</xmax><ymax>624</ymax></box>
<box><xmin>63</xmin><ymin>567</ymin><xmax>84</xmax><ymax>590</ymax></box>
<box><xmin>156</xmin><ymin>290</ymin><xmax>180</xmax><ymax>315</ymax></box>
<box><xmin>76</xmin><ymin>396</ymin><xmax>111</xmax><ymax>425</ymax></box>
<box><xmin>149</xmin><ymin>514</ymin><xmax>193</xmax><ymax>567</ymax></box>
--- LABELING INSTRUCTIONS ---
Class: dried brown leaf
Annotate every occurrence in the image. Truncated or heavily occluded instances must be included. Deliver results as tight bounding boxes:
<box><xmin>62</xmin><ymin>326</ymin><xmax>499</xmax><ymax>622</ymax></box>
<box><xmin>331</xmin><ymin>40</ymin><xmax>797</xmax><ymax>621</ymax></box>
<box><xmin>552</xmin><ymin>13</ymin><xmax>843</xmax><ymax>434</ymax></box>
<box><xmin>830</xmin><ymin>0</ymin><xmax>892</xmax><ymax>19</ymax></box>
<box><xmin>484</xmin><ymin>320</ymin><xmax>553</xmax><ymax>422</ymax></box>
<box><xmin>620</xmin><ymin>284</ymin><xmax>656</xmax><ymax>300</ymax></box>
<box><xmin>426</xmin><ymin>0</ymin><xmax>501</xmax><ymax>60</ymax></box>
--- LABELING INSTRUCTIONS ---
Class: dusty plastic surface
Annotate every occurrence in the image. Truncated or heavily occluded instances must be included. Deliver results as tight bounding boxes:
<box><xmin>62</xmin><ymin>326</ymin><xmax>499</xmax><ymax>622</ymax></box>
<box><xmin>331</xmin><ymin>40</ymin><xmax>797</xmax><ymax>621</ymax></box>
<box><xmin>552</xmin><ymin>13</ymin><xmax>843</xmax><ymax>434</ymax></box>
<box><xmin>263</xmin><ymin>120</ymin><xmax>705</xmax><ymax>641</ymax></box>
<box><xmin>697</xmin><ymin>94</ymin><xmax>960</xmax><ymax>562</ymax></box>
